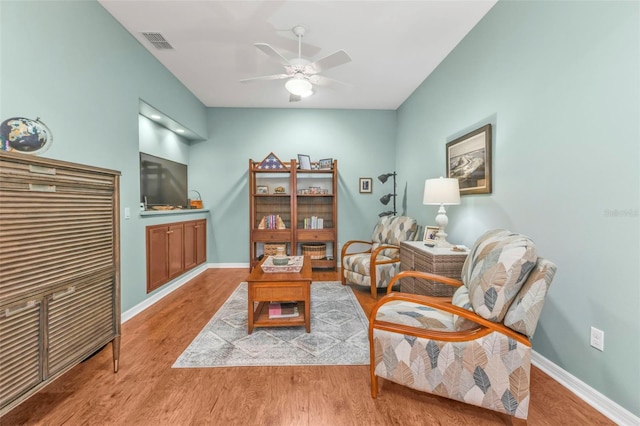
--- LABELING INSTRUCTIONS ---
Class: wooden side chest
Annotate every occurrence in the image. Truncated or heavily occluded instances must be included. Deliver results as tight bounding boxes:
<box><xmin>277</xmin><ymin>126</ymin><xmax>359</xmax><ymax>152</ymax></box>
<box><xmin>399</xmin><ymin>241</ymin><xmax>468</xmax><ymax>296</ymax></box>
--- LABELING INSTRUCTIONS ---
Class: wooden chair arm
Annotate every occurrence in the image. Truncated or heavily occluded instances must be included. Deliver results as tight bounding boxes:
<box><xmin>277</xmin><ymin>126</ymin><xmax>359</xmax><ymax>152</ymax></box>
<box><xmin>341</xmin><ymin>240</ymin><xmax>372</xmax><ymax>257</ymax></box>
<box><xmin>370</xmin><ymin>244</ymin><xmax>400</xmax><ymax>266</ymax></box>
<box><xmin>370</xmin><ymin>292</ymin><xmax>530</xmax><ymax>346</ymax></box>
<box><xmin>386</xmin><ymin>270</ymin><xmax>463</xmax><ymax>294</ymax></box>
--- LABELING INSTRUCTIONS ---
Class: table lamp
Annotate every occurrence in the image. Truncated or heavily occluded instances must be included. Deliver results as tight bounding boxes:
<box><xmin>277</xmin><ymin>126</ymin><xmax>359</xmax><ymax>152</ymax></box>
<box><xmin>423</xmin><ymin>177</ymin><xmax>460</xmax><ymax>247</ymax></box>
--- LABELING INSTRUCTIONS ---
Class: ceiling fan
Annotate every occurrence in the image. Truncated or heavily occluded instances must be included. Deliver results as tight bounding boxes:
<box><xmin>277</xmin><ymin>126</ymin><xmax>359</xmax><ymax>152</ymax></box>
<box><xmin>240</xmin><ymin>25</ymin><xmax>351</xmax><ymax>102</ymax></box>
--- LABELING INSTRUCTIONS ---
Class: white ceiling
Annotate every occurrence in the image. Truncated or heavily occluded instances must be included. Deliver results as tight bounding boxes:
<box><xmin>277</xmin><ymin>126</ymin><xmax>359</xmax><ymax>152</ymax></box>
<box><xmin>99</xmin><ymin>1</ymin><xmax>496</xmax><ymax>110</ymax></box>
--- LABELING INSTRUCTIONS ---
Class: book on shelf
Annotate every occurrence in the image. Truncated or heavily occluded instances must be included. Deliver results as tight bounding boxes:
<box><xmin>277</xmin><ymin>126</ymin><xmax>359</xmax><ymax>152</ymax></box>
<box><xmin>268</xmin><ymin>302</ymin><xmax>299</xmax><ymax>318</ymax></box>
<box><xmin>302</xmin><ymin>216</ymin><xmax>324</xmax><ymax>229</ymax></box>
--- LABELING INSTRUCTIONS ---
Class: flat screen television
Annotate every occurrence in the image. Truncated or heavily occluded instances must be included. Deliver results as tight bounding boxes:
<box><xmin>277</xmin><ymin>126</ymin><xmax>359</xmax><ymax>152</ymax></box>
<box><xmin>140</xmin><ymin>152</ymin><xmax>188</xmax><ymax>208</ymax></box>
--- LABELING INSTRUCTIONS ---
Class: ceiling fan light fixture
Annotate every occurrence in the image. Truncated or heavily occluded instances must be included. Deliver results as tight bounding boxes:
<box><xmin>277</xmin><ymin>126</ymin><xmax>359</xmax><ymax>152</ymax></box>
<box><xmin>285</xmin><ymin>74</ymin><xmax>313</xmax><ymax>97</ymax></box>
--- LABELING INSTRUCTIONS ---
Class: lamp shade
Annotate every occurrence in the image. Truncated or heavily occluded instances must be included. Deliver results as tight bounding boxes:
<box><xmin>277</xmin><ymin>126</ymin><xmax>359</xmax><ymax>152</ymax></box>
<box><xmin>379</xmin><ymin>193</ymin><xmax>395</xmax><ymax>205</ymax></box>
<box><xmin>285</xmin><ymin>74</ymin><xmax>313</xmax><ymax>97</ymax></box>
<box><xmin>423</xmin><ymin>177</ymin><xmax>460</xmax><ymax>205</ymax></box>
<box><xmin>378</xmin><ymin>172</ymin><xmax>395</xmax><ymax>183</ymax></box>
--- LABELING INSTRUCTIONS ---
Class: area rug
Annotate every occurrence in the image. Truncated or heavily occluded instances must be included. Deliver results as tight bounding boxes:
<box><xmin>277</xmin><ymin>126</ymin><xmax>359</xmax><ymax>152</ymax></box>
<box><xmin>172</xmin><ymin>281</ymin><xmax>370</xmax><ymax>368</ymax></box>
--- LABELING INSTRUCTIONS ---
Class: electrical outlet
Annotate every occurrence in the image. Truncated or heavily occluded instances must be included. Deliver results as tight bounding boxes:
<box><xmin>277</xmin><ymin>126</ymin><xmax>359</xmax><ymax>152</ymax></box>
<box><xmin>590</xmin><ymin>327</ymin><xmax>604</xmax><ymax>351</ymax></box>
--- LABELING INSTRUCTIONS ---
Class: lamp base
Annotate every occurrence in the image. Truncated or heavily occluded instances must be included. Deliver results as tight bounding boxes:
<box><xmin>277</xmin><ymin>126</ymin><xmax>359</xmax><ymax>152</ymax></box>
<box><xmin>434</xmin><ymin>231</ymin><xmax>453</xmax><ymax>248</ymax></box>
<box><xmin>434</xmin><ymin>206</ymin><xmax>453</xmax><ymax>248</ymax></box>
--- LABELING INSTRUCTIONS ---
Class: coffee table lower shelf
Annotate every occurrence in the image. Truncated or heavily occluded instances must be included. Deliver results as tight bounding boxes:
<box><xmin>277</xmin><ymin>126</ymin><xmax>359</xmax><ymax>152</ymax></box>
<box><xmin>246</xmin><ymin>256</ymin><xmax>313</xmax><ymax>334</ymax></box>
<box><xmin>251</xmin><ymin>301</ymin><xmax>307</xmax><ymax>331</ymax></box>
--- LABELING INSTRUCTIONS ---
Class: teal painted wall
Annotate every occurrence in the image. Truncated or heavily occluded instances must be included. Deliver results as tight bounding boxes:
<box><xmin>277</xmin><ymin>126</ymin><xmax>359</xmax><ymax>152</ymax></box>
<box><xmin>139</xmin><ymin>115</ymin><xmax>190</xmax><ymax>167</ymax></box>
<box><xmin>188</xmin><ymin>108</ymin><xmax>397</xmax><ymax>263</ymax></box>
<box><xmin>396</xmin><ymin>0</ymin><xmax>639</xmax><ymax>416</ymax></box>
<box><xmin>0</xmin><ymin>0</ymin><xmax>208</xmax><ymax>312</ymax></box>
<box><xmin>2</xmin><ymin>0</ymin><xmax>638</xmax><ymax>417</ymax></box>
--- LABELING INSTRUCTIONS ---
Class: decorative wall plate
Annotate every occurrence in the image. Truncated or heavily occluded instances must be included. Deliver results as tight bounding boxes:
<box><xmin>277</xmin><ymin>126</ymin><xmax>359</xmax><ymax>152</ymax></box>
<box><xmin>0</xmin><ymin>117</ymin><xmax>53</xmax><ymax>155</ymax></box>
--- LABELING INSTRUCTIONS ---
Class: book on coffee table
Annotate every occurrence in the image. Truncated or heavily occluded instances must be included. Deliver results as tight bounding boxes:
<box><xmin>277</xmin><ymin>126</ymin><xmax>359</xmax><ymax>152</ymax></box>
<box><xmin>268</xmin><ymin>302</ymin><xmax>299</xmax><ymax>318</ymax></box>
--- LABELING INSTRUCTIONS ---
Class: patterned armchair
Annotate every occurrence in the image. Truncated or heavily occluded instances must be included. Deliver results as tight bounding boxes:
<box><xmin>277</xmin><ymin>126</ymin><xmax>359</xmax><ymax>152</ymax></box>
<box><xmin>341</xmin><ymin>216</ymin><xmax>418</xmax><ymax>298</ymax></box>
<box><xmin>369</xmin><ymin>229</ymin><xmax>557</xmax><ymax>421</ymax></box>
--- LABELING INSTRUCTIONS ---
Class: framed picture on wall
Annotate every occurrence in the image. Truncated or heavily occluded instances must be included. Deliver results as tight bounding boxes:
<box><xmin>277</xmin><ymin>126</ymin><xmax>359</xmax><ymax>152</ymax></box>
<box><xmin>446</xmin><ymin>124</ymin><xmax>492</xmax><ymax>195</ymax></box>
<box><xmin>359</xmin><ymin>177</ymin><xmax>372</xmax><ymax>193</ymax></box>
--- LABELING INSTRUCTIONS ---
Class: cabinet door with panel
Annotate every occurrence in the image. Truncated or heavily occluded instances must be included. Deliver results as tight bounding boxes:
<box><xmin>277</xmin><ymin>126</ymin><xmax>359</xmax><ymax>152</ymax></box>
<box><xmin>146</xmin><ymin>222</ymin><xmax>185</xmax><ymax>292</ymax></box>
<box><xmin>147</xmin><ymin>225</ymin><xmax>170</xmax><ymax>291</ymax></box>
<box><xmin>46</xmin><ymin>270</ymin><xmax>116</xmax><ymax>377</ymax></box>
<box><xmin>167</xmin><ymin>223</ymin><xmax>185</xmax><ymax>280</ymax></box>
<box><xmin>195</xmin><ymin>219</ymin><xmax>207</xmax><ymax>265</ymax></box>
<box><xmin>184</xmin><ymin>219</ymin><xmax>207</xmax><ymax>270</ymax></box>
<box><xmin>0</xmin><ymin>299</ymin><xmax>42</xmax><ymax>411</ymax></box>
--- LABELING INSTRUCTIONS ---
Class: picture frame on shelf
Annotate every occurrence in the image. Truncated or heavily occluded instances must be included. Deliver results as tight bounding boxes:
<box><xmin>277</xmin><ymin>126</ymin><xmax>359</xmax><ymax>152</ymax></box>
<box><xmin>256</xmin><ymin>185</ymin><xmax>269</xmax><ymax>194</ymax></box>
<box><xmin>423</xmin><ymin>225</ymin><xmax>439</xmax><ymax>244</ymax></box>
<box><xmin>318</xmin><ymin>158</ymin><xmax>333</xmax><ymax>170</ymax></box>
<box><xmin>359</xmin><ymin>177</ymin><xmax>372</xmax><ymax>193</ymax></box>
<box><xmin>446</xmin><ymin>123</ymin><xmax>492</xmax><ymax>195</ymax></box>
<box><xmin>298</xmin><ymin>154</ymin><xmax>312</xmax><ymax>170</ymax></box>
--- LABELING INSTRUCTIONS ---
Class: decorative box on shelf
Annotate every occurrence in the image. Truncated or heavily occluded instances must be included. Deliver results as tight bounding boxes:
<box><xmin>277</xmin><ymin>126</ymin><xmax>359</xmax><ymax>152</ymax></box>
<box><xmin>264</xmin><ymin>243</ymin><xmax>287</xmax><ymax>256</ymax></box>
<box><xmin>399</xmin><ymin>241</ymin><xmax>468</xmax><ymax>296</ymax></box>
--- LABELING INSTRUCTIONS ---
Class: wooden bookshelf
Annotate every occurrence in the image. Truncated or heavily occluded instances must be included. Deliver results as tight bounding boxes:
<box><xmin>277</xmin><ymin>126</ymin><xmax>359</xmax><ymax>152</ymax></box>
<box><xmin>249</xmin><ymin>155</ymin><xmax>337</xmax><ymax>270</ymax></box>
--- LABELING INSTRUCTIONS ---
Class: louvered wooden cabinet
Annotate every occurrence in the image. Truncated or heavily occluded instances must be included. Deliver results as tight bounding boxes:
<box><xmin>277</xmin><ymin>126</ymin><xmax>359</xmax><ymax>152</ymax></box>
<box><xmin>0</xmin><ymin>151</ymin><xmax>120</xmax><ymax>416</ymax></box>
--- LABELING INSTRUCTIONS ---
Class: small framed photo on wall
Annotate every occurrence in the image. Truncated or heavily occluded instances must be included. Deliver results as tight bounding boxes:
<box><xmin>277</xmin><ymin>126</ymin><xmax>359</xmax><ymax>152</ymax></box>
<box><xmin>359</xmin><ymin>177</ymin><xmax>372</xmax><ymax>193</ymax></box>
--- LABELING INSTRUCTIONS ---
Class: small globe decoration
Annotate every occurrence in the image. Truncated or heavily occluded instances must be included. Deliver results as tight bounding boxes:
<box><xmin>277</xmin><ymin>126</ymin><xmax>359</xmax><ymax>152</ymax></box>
<box><xmin>0</xmin><ymin>117</ymin><xmax>53</xmax><ymax>155</ymax></box>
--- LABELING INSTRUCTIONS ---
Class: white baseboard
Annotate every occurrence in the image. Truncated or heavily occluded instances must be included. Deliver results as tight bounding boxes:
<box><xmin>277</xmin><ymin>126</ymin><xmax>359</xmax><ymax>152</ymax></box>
<box><xmin>121</xmin><ymin>264</ymin><xmax>208</xmax><ymax>323</ymax></box>
<box><xmin>209</xmin><ymin>262</ymin><xmax>250</xmax><ymax>268</ymax></box>
<box><xmin>532</xmin><ymin>351</ymin><xmax>639</xmax><ymax>425</ymax></box>
<box><xmin>121</xmin><ymin>262</ymin><xmax>249</xmax><ymax>323</ymax></box>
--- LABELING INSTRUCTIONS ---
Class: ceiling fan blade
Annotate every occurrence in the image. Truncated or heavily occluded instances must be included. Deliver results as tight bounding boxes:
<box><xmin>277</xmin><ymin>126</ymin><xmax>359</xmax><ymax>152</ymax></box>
<box><xmin>240</xmin><ymin>74</ymin><xmax>289</xmax><ymax>83</ymax></box>
<box><xmin>254</xmin><ymin>43</ymin><xmax>290</xmax><ymax>66</ymax></box>
<box><xmin>308</xmin><ymin>74</ymin><xmax>351</xmax><ymax>87</ymax></box>
<box><xmin>310</xmin><ymin>50</ymin><xmax>351</xmax><ymax>73</ymax></box>
<box><xmin>289</xmin><ymin>94</ymin><xmax>302</xmax><ymax>103</ymax></box>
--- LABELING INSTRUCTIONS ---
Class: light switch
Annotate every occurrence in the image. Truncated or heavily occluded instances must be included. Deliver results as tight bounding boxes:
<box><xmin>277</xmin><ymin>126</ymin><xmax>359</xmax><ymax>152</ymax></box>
<box><xmin>124</xmin><ymin>207</ymin><xmax>130</xmax><ymax>219</ymax></box>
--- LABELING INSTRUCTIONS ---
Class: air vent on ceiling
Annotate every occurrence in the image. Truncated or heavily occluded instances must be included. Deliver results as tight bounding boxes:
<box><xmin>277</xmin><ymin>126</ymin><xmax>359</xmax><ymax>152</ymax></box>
<box><xmin>142</xmin><ymin>32</ymin><xmax>173</xmax><ymax>50</ymax></box>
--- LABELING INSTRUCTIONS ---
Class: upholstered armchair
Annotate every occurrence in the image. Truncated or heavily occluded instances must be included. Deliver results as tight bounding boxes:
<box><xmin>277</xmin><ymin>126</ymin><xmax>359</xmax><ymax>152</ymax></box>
<box><xmin>369</xmin><ymin>229</ymin><xmax>557</xmax><ymax>422</ymax></box>
<box><xmin>341</xmin><ymin>216</ymin><xmax>418</xmax><ymax>298</ymax></box>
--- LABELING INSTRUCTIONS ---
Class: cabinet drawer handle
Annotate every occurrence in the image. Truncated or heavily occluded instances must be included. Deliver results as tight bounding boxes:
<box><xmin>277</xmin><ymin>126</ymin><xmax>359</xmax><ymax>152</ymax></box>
<box><xmin>4</xmin><ymin>300</ymin><xmax>36</xmax><ymax>318</ymax></box>
<box><xmin>167</xmin><ymin>230</ymin><xmax>174</xmax><ymax>234</ymax></box>
<box><xmin>29</xmin><ymin>165</ymin><xmax>56</xmax><ymax>175</ymax></box>
<box><xmin>29</xmin><ymin>184</ymin><xmax>56</xmax><ymax>192</ymax></box>
<box><xmin>52</xmin><ymin>286</ymin><xmax>76</xmax><ymax>300</ymax></box>
<box><xmin>4</xmin><ymin>300</ymin><xmax>37</xmax><ymax>317</ymax></box>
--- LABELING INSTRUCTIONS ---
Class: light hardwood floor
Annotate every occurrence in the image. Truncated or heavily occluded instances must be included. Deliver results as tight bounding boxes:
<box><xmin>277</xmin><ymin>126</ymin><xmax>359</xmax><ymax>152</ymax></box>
<box><xmin>2</xmin><ymin>268</ymin><xmax>613</xmax><ymax>425</ymax></box>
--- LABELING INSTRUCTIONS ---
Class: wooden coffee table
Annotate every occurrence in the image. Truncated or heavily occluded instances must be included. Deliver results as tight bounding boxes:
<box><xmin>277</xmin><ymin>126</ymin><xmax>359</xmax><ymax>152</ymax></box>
<box><xmin>246</xmin><ymin>256</ymin><xmax>312</xmax><ymax>334</ymax></box>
